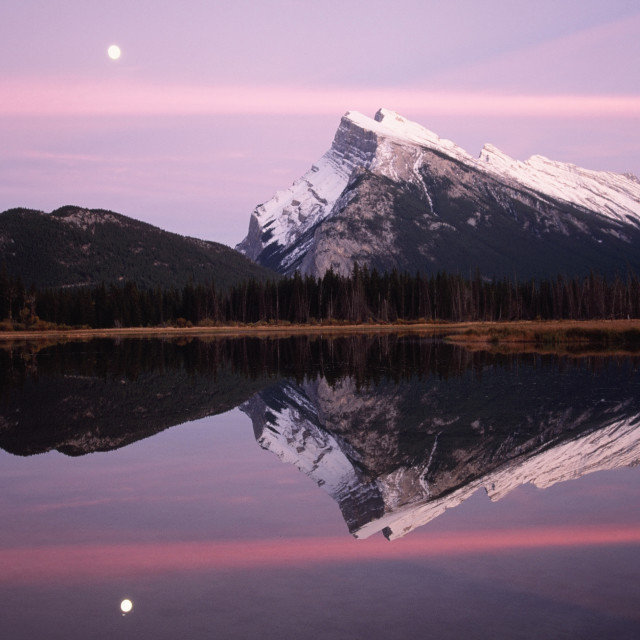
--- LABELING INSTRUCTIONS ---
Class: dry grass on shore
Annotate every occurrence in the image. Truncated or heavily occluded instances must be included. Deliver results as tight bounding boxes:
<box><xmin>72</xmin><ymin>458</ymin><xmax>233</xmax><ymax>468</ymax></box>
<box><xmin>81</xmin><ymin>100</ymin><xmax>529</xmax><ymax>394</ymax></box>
<box><xmin>445</xmin><ymin>319</ymin><xmax>640</xmax><ymax>355</ymax></box>
<box><xmin>1</xmin><ymin>319</ymin><xmax>639</xmax><ymax>354</ymax></box>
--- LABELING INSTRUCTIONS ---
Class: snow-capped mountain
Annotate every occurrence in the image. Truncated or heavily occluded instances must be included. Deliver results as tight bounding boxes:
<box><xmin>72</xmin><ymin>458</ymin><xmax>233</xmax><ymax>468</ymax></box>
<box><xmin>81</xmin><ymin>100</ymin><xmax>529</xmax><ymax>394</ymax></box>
<box><xmin>240</xmin><ymin>355</ymin><xmax>640</xmax><ymax>539</ymax></box>
<box><xmin>237</xmin><ymin>109</ymin><xmax>640</xmax><ymax>278</ymax></box>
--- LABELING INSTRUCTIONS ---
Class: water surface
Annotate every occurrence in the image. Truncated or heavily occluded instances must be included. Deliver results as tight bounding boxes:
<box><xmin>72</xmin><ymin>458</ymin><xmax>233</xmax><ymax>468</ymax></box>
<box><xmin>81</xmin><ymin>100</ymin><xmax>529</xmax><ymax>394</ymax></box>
<box><xmin>1</xmin><ymin>336</ymin><xmax>639</xmax><ymax>639</ymax></box>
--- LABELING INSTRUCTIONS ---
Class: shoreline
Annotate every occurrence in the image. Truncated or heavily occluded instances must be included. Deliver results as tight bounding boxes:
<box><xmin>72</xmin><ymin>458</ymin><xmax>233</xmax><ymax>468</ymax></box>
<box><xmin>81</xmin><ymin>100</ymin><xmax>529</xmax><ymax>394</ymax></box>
<box><xmin>1</xmin><ymin>319</ymin><xmax>639</xmax><ymax>348</ymax></box>
<box><xmin>0</xmin><ymin>321</ymin><xmax>451</xmax><ymax>341</ymax></box>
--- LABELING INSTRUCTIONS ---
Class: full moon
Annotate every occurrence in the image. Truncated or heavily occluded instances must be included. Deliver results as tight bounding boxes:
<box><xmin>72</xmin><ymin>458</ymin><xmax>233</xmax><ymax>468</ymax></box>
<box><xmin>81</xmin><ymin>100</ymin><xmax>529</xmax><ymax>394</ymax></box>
<box><xmin>120</xmin><ymin>599</ymin><xmax>133</xmax><ymax>614</ymax></box>
<box><xmin>107</xmin><ymin>45</ymin><xmax>121</xmax><ymax>60</ymax></box>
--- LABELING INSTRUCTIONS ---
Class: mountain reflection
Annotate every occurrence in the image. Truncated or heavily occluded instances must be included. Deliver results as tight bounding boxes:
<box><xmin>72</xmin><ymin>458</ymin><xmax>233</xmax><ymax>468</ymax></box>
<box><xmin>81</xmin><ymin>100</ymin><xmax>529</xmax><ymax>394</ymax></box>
<box><xmin>1</xmin><ymin>335</ymin><xmax>640</xmax><ymax>539</ymax></box>
<box><xmin>238</xmin><ymin>343</ymin><xmax>640</xmax><ymax>539</ymax></box>
<box><xmin>0</xmin><ymin>337</ymin><xmax>279</xmax><ymax>455</ymax></box>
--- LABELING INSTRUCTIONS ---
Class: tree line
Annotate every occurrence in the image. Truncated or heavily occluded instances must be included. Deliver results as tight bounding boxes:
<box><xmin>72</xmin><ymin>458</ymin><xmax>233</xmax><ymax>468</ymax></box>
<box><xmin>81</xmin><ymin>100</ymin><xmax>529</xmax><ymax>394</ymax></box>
<box><xmin>2</xmin><ymin>264</ymin><xmax>640</xmax><ymax>329</ymax></box>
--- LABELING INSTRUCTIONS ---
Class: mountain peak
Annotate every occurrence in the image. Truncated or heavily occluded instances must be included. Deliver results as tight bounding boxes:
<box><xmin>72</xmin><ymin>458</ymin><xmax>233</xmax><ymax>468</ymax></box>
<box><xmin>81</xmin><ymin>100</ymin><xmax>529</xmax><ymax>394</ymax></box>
<box><xmin>374</xmin><ymin>107</ymin><xmax>403</xmax><ymax>123</ymax></box>
<box><xmin>342</xmin><ymin>108</ymin><xmax>470</xmax><ymax>162</ymax></box>
<box><xmin>50</xmin><ymin>205</ymin><xmax>125</xmax><ymax>230</ymax></box>
<box><xmin>479</xmin><ymin>142</ymin><xmax>513</xmax><ymax>166</ymax></box>
<box><xmin>237</xmin><ymin>110</ymin><xmax>640</xmax><ymax>279</ymax></box>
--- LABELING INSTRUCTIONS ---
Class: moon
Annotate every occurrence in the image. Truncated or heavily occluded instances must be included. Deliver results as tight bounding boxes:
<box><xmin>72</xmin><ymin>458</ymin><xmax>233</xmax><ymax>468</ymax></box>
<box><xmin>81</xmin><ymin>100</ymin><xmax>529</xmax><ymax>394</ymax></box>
<box><xmin>120</xmin><ymin>598</ymin><xmax>133</xmax><ymax>614</ymax></box>
<box><xmin>107</xmin><ymin>45</ymin><xmax>121</xmax><ymax>60</ymax></box>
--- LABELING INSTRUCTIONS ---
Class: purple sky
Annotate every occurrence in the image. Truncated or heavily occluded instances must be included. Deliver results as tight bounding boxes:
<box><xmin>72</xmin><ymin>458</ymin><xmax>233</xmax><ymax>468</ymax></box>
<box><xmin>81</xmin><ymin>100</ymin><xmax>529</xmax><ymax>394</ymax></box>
<box><xmin>1</xmin><ymin>0</ymin><xmax>639</xmax><ymax>247</ymax></box>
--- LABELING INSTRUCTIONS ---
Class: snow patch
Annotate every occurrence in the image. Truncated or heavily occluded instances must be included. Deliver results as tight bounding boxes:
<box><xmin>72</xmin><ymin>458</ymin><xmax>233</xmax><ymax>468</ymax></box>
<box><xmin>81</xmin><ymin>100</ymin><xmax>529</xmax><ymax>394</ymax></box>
<box><xmin>237</xmin><ymin>108</ymin><xmax>640</xmax><ymax>272</ymax></box>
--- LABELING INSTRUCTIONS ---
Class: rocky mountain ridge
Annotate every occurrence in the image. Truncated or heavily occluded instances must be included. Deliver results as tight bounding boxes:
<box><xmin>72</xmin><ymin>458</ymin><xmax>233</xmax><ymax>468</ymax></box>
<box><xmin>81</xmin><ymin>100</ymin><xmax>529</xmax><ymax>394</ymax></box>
<box><xmin>237</xmin><ymin>109</ymin><xmax>640</xmax><ymax>279</ymax></box>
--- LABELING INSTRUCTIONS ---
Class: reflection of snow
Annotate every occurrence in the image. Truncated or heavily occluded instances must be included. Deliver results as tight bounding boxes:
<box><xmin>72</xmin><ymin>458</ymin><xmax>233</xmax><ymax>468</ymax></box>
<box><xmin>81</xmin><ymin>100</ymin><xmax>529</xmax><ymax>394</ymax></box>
<box><xmin>245</xmin><ymin>383</ymin><xmax>362</xmax><ymax>500</ymax></box>
<box><xmin>418</xmin><ymin>433</ymin><xmax>440</xmax><ymax>497</ymax></box>
<box><xmin>241</xmin><ymin>373</ymin><xmax>640</xmax><ymax>541</ymax></box>
<box><xmin>371</xmin><ymin>416</ymin><xmax>640</xmax><ymax>541</ymax></box>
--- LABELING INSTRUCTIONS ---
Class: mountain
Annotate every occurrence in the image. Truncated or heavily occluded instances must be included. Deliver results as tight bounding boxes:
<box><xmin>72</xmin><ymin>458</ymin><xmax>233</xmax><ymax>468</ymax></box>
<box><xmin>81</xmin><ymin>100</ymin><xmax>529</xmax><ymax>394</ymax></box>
<box><xmin>237</xmin><ymin>109</ymin><xmax>640</xmax><ymax>279</ymax></box>
<box><xmin>240</xmin><ymin>347</ymin><xmax>640</xmax><ymax>539</ymax></box>
<box><xmin>0</xmin><ymin>205</ymin><xmax>275</xmax><ymax>289</ymax></box>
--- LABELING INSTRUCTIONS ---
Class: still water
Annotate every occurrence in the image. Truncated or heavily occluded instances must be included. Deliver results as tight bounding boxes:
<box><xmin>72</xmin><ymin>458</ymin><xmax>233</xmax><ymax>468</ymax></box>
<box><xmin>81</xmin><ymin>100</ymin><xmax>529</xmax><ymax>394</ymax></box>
<box><xmin>1</xmin><ymin>336</ymin><xmax>639</xmax><ymax>639</ymax></box>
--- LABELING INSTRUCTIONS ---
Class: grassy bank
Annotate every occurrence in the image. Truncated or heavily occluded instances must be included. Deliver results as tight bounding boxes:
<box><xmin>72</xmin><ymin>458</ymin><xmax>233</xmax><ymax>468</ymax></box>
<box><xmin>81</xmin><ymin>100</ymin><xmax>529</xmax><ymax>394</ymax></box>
<box><xmin>446</xmin><ymin>319</ymin><xmax>640</xmax><ymax>354</ymax></box>
<box><xmin>1</xmin><ymin>319</ymin><xmax>640</xmax><ymax>353</ymax></box>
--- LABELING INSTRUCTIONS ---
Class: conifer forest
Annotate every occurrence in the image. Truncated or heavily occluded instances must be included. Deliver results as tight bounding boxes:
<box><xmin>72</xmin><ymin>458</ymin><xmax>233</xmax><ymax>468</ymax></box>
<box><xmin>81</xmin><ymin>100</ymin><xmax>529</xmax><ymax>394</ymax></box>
<box><xmin>2</xmin><ymin>265</ymin><xmax>640</xmax><ymax>330</ymax></box>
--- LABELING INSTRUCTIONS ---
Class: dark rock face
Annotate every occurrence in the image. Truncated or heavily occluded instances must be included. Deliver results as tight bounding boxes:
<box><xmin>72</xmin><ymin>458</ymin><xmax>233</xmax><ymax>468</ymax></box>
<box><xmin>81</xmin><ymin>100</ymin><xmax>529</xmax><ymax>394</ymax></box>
<box><xmin>235</xmin><ymin>212</ymin><xmax>264</xmax><ymax>262</ymax></box>
<box><xmin>332</xmin><ymin>115</ymin><xmax>380</xmax><ymax>165</ymax></box>
<box><xmin>237</xmin><ymin>109</ymin><xmax>640</xmax><ymax>279</ymax></box>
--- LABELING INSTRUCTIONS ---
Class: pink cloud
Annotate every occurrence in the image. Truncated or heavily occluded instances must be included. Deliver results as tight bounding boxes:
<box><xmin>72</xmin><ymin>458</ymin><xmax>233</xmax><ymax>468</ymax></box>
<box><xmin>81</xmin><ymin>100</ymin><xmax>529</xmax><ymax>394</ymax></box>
<box><xmin>2</xmin><ymin>78</ymin><xmax>639</xmax><ymax>119</ymax></box>
<box><xmin>3</xmin><ymin>525</ymin><xmax>640</xmax><ymax>585</ymax></box>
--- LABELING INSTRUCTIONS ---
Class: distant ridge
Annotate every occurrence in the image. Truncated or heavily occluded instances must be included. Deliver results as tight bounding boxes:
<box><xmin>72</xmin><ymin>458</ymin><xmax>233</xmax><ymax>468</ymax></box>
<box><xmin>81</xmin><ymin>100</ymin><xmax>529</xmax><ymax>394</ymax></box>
<box><xmin>237</xmin><ymin>109</ymin><xmax>640</xmax><ymax>280</ymax></box>
<box><xmin>0</xmin><ymin>205</ymin><xmax>276</xmax><ymax>289</ymax></box>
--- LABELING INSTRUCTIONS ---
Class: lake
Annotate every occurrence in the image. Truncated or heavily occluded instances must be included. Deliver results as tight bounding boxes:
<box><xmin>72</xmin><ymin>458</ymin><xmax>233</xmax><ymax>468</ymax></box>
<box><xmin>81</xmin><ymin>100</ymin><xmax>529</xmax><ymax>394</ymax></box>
<box><xmin>1</xmin><ymin>335</ymin><xmax>639</xmax><ymax>639</ymax></box>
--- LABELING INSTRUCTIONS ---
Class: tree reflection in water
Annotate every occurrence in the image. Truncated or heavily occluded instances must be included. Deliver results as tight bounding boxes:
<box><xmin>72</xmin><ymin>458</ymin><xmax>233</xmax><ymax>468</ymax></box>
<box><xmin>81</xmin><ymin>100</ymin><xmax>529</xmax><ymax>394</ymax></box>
<box><xmin>1</xmin><ymin>335</ymin><xmax>639</xmax><ymax>539</ymax></box>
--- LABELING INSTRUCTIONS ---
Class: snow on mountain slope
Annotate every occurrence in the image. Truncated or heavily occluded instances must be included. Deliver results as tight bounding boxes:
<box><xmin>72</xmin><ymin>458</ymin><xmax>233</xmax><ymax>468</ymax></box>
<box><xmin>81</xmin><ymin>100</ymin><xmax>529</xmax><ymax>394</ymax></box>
<box><xmin>372</xmin><ymin>413</ymin><xmax>640</xmax><ymax>541</ymax></box>
<box><xmin>237</xmin><ymin>108</ymin><xmax>640</xmax><ymax>276</ymax></box>
<box><xmin>356</xmin><ymin>108</ymin><xmax>640</xmax><ymax>226</ymax></box>
<box><xmin>478</xmin><ymin>144</ymin><xmax>640</xmax><ymax>227</ymax></box>
<box><xmin>236</xmin><ymin>113</ymin><xmax>378</xmax><ymax>268</ymax></box>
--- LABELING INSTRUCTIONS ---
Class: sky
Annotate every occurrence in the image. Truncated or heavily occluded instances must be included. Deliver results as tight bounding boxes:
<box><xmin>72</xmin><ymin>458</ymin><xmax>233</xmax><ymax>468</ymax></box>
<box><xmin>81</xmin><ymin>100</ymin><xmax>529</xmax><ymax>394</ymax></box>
<box><xmin>1</xmin><ymin>0</ymin><xmax>639</xmax><ymax>247</ymax></box>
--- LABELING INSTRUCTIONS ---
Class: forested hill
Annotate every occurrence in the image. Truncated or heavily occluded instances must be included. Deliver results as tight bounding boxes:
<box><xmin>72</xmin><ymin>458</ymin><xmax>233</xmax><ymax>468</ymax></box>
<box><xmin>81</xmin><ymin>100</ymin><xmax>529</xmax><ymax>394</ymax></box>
<box><xmin>0</xmin><ymin>206</ymin><xmax>276</xmax><ymax>289</ymax></box>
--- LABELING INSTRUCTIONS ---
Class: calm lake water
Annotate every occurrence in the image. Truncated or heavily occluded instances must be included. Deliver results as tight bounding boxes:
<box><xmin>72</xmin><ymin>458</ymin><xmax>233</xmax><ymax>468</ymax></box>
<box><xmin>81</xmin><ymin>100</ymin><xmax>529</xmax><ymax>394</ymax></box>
<box><xmin>1</xmin><ymin>336</ymin><xmax>640</xmax><ymax>639</ymax></box>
